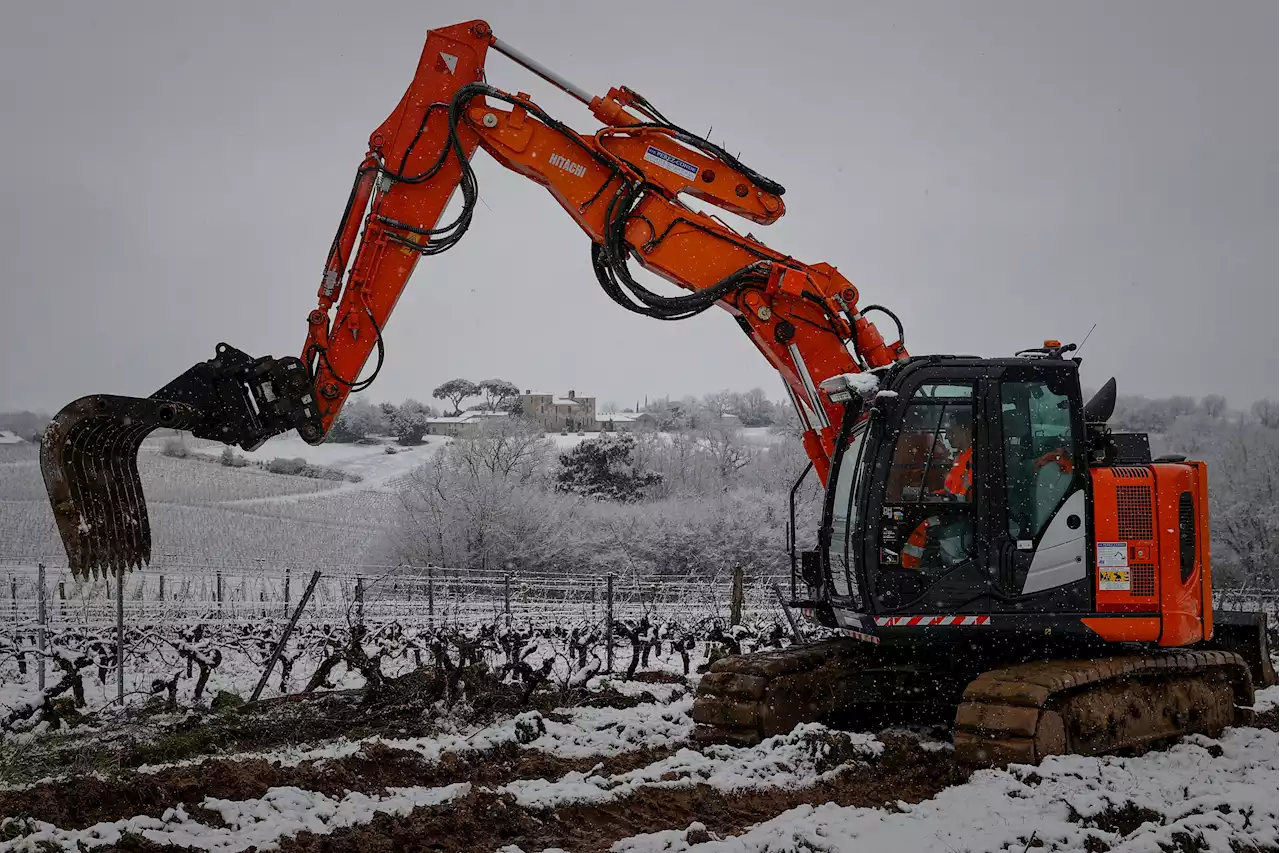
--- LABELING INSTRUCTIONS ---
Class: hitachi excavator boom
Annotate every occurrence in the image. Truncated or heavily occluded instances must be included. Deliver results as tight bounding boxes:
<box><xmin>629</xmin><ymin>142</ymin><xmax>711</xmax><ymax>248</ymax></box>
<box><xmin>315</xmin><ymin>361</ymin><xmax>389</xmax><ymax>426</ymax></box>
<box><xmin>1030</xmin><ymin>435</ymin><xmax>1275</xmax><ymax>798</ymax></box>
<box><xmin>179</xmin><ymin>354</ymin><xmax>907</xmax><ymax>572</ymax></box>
<box><xmin>41</xmin><ymin>20</ymin><xmax>904</xmax><ymax>575</ymax></box>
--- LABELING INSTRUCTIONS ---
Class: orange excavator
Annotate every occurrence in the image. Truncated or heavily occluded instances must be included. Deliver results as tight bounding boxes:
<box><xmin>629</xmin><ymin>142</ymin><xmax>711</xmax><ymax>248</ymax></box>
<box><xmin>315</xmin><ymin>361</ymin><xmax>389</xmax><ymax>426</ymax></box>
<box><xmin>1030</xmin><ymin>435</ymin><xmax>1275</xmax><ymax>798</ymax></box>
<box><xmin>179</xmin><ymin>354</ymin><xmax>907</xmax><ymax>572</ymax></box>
<box><xmin>40</xmin><ymin>20</ymin><xmax>1273</xmax><ymax>765</ymax></box>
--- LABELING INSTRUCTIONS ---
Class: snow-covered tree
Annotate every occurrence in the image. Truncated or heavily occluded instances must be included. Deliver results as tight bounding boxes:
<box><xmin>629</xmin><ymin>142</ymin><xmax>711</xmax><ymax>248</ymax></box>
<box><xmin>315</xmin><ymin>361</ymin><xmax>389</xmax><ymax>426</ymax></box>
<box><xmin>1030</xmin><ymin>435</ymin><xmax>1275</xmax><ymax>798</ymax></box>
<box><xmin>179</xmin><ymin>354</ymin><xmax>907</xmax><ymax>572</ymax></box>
<box><xmin>477</xmin><ymin>379</ymin><xmax>521</xmax><ymax>412</ymax></box>
<box><xmin>1251</xmin><ymin>398</ymin><xmax>1278</xmax><ymax>429</ymax></box>
<box><xmin>1161</xmin><ymin>409</ymin><xmax>1278</xmax><ymax>587</ymax></box>
<box><xmin>702</xmin><ymin>389</ymin><xmax>735</xmax><ymax>420</ymax></box>
<box><xmin>1200</xmin><ymin>394</ymin><xmax>1228</xmax><ymax>419</ymax></box>
<box><xmin>555</xmin><ymin>433</ymin><xmax>662</xmax><ymax>502</ymax></box>
<box><xmin>385</xmin><ymin>399</ymin><xmax>434</xmax><ymax>445</ymax></box>
<box><xmin>329</xmin><ymin>398</ymin><xmax>386</xmax><ymax>443</ymax></box>
<box><xmin>432</xmin><ymin>379</ymin><xmax>480</xmax><ymax>416</ymax></box>
<box><xmin>732</xmin><ymin>387</ymin><xmax>776</xmax><ymax>426</ymax></box>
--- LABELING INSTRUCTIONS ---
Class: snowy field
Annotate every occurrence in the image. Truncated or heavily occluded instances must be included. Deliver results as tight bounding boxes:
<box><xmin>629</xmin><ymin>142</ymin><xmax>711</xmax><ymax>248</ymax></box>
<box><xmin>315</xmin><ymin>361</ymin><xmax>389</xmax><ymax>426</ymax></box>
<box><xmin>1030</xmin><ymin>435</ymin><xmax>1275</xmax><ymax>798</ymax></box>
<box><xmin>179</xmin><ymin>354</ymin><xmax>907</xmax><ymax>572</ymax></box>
<box><xmin>1</xmin><ymin>431</ymin><xmax>1276</xmax><ymax>852</ymax></box>
<box><xmin>0</xmin><ymin>433</ymin><xmax>441</xmax><ymax>568</ymax></box>
<box><xmin>0</xmin><ymin>655</ymin><xmax>1274</xmax><ymax>853</ymax></box>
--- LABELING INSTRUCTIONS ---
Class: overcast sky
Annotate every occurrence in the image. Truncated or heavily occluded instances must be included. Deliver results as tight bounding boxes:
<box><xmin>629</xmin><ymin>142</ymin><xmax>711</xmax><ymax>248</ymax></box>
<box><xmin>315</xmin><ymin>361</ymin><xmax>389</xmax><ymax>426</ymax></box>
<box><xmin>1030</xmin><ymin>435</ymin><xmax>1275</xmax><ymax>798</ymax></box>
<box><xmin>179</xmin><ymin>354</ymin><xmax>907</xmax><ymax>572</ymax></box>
<box><xmin>0</xmin><ymin>1</ymin><xmax>1274</xmax><ymax>416</ymax></box>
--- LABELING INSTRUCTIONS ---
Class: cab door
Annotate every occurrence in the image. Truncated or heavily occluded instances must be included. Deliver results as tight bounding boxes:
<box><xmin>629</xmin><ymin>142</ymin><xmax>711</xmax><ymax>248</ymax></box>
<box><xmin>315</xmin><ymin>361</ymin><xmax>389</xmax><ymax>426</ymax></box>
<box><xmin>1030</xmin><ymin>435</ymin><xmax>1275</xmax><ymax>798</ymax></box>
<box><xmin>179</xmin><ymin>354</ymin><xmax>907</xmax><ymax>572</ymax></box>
<box><xmin>864</xmin><ymin>365</ymin><xmax>994</xmax><ymax>614</ymax></box>
<box><xmin>987</xmin><ymin>364</ymin><xmax>1092</xmax><ymax>612</ymax></box>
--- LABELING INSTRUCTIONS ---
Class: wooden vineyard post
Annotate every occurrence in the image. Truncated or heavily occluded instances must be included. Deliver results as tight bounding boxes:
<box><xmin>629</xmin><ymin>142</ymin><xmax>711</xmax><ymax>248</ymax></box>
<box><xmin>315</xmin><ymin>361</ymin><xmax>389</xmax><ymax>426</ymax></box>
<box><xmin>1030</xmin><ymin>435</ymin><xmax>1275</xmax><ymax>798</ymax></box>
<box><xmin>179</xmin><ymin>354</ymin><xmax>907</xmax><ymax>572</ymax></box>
<box><xmin>8</xmin><ymin>575</ymin><xmax>15</xmax><ymax>626</ymax></box>
<box><xmin>355</xmin><ymin>575</ymin><xmax>365</xmax><ymax>629</ymax></box>
<box><xmin>737</xmin><ymin>560</ymin><xmax>747</xmax><ymax>627</ymax></box>
<box><xmin>605</xmin><ymin>573</ymin><xmax>615</xmax><ymax>673</ymax></box>
<box><xmin>115</xmin><ymin>566</ymin><xmax>124</xmax><ymax>704</ymax></box>
<box><xmin>36</xmin><ymin>563</ymin><xmax>46</xmax><ymax>691</ymax></box>
<box><xmin>427</xmin><ymin>567</ymin><xmax>435</xmax><ymax>630</ymax></box>
<box><xmin>158</xmin><ymin>574</ymin><xmax>165</xmax><ymax>604</ymax></box>
<box><xmin>283</xmin><ymin>567</ymin><xmax>291</xmax><ymax>617</ymax></box>
<box><xmin>503</xmin><ymin>573</ymin><xmax>512</xmax><ymax>625</ymax></box>
<box><xmin>250</xmin><ymin>571</ymin><xmax>322</xmax><ymax>703</ymax></box>
<box><xmin>216</xmin><ymin>571</ymin><xmax>223</xmax><ymax>615</ymax></box>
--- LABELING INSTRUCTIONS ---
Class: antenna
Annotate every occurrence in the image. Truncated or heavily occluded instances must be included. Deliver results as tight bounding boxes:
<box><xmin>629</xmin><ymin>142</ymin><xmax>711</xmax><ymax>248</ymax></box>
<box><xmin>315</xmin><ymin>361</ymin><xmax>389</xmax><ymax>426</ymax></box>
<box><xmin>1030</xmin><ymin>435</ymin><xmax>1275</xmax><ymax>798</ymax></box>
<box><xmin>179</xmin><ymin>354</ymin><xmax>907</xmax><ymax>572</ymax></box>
<box><xmin>1076</xmin><ymin>322</ymin><xmax>1098</xmax><ymax>355</ymax></box>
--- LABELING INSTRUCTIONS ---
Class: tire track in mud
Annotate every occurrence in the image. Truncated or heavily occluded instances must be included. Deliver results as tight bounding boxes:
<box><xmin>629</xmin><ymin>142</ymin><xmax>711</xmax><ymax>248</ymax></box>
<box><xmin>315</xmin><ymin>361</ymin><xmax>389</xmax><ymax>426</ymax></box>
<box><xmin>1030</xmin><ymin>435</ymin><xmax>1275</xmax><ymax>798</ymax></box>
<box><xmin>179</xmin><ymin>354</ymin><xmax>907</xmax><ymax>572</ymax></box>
<box><xmin>0</xmin><ymin>740</ymin><xmax>680</xmax><ymax>833</ymax></box>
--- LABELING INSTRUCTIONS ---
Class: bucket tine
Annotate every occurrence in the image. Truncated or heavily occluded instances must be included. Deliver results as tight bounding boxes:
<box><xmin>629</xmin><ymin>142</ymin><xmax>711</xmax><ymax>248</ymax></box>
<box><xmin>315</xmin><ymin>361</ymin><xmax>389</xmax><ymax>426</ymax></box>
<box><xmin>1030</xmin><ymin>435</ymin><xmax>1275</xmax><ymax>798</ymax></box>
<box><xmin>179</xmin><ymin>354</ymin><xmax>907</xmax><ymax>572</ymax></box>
<box><xmin>41</xmin><ymin>395</ymin><xmax>199</xmax><ymax>577</ymax></box>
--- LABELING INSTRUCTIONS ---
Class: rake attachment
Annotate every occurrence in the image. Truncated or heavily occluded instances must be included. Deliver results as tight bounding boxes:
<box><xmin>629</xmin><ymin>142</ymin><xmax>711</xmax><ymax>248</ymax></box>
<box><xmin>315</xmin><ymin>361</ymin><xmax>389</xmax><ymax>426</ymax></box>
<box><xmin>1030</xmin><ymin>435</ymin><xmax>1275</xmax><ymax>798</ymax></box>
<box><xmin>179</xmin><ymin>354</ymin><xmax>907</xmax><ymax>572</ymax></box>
<box><xmin>40</xmin><ymin>344</ymin><xmax>324</xmax><ymax>578</ymax></box>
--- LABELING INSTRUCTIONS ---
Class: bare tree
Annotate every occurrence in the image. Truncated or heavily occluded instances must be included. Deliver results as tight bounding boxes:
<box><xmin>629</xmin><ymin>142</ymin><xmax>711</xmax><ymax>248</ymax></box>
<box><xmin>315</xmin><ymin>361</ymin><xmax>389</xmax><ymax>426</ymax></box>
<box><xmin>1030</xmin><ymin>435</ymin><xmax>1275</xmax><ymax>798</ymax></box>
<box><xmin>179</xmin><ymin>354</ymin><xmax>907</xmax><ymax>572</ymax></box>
<box><xmin>1251</xmin><ymin>399</ymin><xmax>1278</xmax><ymax>429</ymax></box>
<box><xmin>701</xmin><ymin>426</ymin><xmax>758</xmax><ymax>479</ymax></box>
<box><xmin>732</xmin><ymin>387</ymin><xmax>775</xmax><ymax>426</ymax></box>
<box><xmin>703</xmin><ymin>390</ymin><xmax>735</xmax><ymax>421</ymax></box>
<box><xmin>453</xmin><ymin>417</ymin><xmax>552</xmax><ymax>482</ymax></box>
<box><xmin>1200</xmin><ymin>394</ymin><xmax>1228</xmax><ymax>419</ymax></box>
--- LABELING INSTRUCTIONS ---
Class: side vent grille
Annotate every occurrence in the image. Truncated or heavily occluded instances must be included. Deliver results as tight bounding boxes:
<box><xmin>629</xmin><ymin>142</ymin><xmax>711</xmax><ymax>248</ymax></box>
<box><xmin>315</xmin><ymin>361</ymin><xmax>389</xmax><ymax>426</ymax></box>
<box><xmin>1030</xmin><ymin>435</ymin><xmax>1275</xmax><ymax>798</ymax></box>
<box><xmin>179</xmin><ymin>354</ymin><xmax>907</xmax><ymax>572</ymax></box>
<box><xmin>1111</xmin><ymin>466</ymin><xmax>1151</xmax><ymax>479</ymax></box>
<box><xmin>1116</xmin><ymin>485</ymin><xmax>1154</xmax><ymax>540</ymax></box>
<box><xmin>1178</xmin><ymin>491</ymin><xmax>1196</xmax><ymax>583</ymax></box>
<box><xmin>1130</xmin><ymin>563</ymin><xmax>1156</xmax><ymax>597</ymax></box>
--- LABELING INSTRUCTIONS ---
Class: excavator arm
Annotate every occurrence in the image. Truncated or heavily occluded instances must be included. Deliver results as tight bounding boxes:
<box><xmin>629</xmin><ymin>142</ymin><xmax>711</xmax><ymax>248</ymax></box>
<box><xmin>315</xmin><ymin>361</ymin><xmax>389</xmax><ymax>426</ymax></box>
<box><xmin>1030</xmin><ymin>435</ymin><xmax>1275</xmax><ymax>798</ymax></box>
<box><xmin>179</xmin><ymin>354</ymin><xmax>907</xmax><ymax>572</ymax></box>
<box><xmin>40</xmin><ymin>19</ymin><xmax>907</xmax><ymax>576</ymax></box>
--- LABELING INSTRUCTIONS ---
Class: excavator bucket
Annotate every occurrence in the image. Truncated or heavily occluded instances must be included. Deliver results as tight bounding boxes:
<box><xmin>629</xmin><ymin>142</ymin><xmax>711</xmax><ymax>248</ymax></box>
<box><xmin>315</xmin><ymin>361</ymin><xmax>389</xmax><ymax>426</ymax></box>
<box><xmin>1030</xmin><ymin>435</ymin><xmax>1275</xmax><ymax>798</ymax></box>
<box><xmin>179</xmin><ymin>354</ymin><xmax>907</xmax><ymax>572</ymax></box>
<box><xmin>40</xmin><ymin>344</ymin><xmax>324</xmax><ymax>578</ymax></box>
<box><xmin>41</xmin><ymin>396</ymin><xmax>203</xmax><ymax>577</ymax></box>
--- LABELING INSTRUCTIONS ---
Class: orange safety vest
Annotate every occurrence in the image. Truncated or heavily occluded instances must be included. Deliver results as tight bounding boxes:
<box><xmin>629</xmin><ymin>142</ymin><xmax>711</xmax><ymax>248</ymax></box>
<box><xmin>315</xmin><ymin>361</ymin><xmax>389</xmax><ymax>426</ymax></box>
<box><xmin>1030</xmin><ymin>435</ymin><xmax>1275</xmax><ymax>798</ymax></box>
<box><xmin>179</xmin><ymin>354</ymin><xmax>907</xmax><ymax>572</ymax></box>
<box><xmin>943</xmin><ymin>446</ymin><xmax>973</xmax><ymax>498</ymax></box>
<box><xmin>901</xmin><ymin>448</ymin><xmax>972</xmax><ymax>569</ymax></box>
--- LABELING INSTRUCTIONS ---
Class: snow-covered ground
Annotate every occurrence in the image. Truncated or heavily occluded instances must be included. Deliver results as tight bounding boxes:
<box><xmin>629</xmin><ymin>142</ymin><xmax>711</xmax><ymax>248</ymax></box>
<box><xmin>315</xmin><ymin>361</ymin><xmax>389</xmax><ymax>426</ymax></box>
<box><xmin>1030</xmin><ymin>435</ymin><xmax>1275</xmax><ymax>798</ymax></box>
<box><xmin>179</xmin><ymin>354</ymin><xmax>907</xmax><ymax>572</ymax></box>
<box><xmin>3</xmin><ymin>782</ymin><xmax>472</xmax><ymax>852</ymax></box>
<box><xmin>594</xmin><ymin>727</ymin><xmax>1279</xmax><ymax>853</ymax></box>
<box><xmin>3</xmin><ymin>687</ymin><xmax>1275</xmax><ymax>853</ymax></box>
<box><xmin>183</xmin><ymin>433</ymin><xmax>449</xmax><ymax>492</ymax></box>
<box><xmin>502</xmin><ymin>722</ymin><xmax>881</xmax><ymax>809</ymax></box>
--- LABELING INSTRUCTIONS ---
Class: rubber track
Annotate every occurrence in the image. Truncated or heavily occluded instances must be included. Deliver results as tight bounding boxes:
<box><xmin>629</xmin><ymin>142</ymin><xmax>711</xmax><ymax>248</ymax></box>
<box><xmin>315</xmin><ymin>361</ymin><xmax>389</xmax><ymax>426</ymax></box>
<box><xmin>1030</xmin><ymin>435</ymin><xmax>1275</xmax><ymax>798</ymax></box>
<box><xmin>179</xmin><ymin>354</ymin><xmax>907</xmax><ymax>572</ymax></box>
<box><xmin>953</xmin><ymin>649</ymin><xmax>1253</xmax><ymax>766</ymax></box>
<box><xmin>693</xmin><ymin>638</ymin><xmax>875</xmax><ymax>746</ymax></box>
<box><xmin>694</xmin><ymin>645</ymin><xmax>1255</xmax><ymax>768</ymax></box>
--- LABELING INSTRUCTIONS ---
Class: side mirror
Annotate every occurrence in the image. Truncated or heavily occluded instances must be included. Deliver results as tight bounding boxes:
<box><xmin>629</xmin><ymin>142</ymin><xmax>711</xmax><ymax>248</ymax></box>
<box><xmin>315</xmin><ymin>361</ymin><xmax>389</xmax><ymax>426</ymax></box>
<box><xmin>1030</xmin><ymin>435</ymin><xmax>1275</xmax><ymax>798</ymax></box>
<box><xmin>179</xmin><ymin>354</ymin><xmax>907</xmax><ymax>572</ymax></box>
<box><xmin>1084</xmin><ymin>377</ymin><xmax>1117</xmax><ymax>423</ymax></box>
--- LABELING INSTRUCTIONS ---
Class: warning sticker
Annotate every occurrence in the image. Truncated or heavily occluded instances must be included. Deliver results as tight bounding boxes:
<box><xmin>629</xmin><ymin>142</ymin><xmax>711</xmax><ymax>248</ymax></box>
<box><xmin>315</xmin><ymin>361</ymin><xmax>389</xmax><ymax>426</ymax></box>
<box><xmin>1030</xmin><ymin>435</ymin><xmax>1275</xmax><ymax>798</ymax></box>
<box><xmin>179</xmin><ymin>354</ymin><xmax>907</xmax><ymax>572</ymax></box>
<box><xmin>1096</xmin><ymin>541</ymin><xmax>1129</xmax><ymax>568</ymax></box>
<box><xmin>644</xmin><ymin>145</ymin><xmax>700</xmax><ymax>182</ymax></box>
<box><xmin>1099</xmin><ymin>568</ymin><xmax>1131</xmax><ymax>591</ymax></box>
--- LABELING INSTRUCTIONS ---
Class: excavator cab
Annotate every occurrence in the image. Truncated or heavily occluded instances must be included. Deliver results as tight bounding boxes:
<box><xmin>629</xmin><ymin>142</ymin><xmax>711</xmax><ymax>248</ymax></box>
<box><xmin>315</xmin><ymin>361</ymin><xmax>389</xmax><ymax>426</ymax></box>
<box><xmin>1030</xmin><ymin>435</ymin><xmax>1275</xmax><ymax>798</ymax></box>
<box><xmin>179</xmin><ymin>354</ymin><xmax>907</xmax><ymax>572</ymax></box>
<box><xmin>799</xmin><ymin>345</ymin><xmax>1273</xmax><ymax>692</ymax></box>
<box><xmin>808</xmin><ymin>349</ymin><xmax>1093</xmax><ymax>626</ymax></box>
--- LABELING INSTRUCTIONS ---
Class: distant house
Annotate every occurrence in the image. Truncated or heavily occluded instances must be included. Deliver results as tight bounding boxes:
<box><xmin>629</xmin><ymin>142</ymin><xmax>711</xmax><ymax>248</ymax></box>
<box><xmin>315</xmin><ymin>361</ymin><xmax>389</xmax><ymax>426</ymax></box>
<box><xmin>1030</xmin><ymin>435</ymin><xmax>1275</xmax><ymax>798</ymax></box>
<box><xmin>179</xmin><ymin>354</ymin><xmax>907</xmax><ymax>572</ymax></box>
<box><xmin>595</xmin><ymin>412</ymin><xmax>657</xmax><ymax>432</ymax></box>
<box><xmin>0</xmin><ymin>430</ymin><xmax>23</xmax><ymax>444</ymax></box>
<box><xmin>520</xmin><ymin>390</ymin><xmax>597</xmax><ymax>432</ymax></box>
<box><xmin>422</xmin><ymin>410</ymin><xmax>509</xmax><ymax>438</ymax></box>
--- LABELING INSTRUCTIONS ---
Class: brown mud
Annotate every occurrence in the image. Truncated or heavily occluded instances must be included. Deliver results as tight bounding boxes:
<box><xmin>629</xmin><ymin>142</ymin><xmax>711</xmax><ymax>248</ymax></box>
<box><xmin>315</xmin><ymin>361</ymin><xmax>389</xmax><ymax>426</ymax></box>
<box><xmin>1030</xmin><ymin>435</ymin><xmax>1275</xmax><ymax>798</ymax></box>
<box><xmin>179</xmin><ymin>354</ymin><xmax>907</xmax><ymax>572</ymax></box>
<box><xmin>74</xmin><ymin>736</ymin><xmax>968</xmax><ymax>853</ymax></box>
<box><xmin>0</xmin><ymin>739</ymin><xmax>680</xmax><ymax>832</ymax></box>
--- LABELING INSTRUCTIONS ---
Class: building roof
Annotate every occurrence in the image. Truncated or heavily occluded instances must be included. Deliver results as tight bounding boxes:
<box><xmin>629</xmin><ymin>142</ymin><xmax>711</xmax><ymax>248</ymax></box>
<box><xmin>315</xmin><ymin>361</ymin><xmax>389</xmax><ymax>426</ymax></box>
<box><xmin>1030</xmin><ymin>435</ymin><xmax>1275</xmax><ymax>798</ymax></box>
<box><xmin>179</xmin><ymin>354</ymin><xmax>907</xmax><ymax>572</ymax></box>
<box><xmin>523</xmin><ymin>392</ymin><xmax>592</xmax><ymax>405</ymax></box>
<box><xmin>425</xmin><ymin>411</ymin><xmax>510</xmax><ymax>425</ymax></box>
<box><xmin>0</xmin><ymin>430</ymin><xmax>23</xmax><ymax>444</ymax></box>
<box><xmin>596</xmin><ymin>412</ymin><xmax>654</xmax><ymax>423</ymax></box>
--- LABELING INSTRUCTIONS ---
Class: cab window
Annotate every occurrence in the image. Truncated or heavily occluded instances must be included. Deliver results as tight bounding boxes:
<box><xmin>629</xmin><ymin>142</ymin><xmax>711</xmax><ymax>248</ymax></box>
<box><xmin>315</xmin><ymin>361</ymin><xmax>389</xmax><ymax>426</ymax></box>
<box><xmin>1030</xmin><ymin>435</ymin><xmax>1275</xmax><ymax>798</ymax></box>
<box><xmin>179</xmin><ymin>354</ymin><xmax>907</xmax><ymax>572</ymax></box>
<box><xmin>882</xmin><ymin>382</ymin><xmax>976</xmax><ymax>576</ymax></box>
<box><xmin>1000</xmin><ymin>375</ymin><xmax>1078</xmax><ymax>541</ymax></box>
<box><xmin>886</xmin><ymin>383</ymin><xmax>975</xmax><ymax>504</ymax></box>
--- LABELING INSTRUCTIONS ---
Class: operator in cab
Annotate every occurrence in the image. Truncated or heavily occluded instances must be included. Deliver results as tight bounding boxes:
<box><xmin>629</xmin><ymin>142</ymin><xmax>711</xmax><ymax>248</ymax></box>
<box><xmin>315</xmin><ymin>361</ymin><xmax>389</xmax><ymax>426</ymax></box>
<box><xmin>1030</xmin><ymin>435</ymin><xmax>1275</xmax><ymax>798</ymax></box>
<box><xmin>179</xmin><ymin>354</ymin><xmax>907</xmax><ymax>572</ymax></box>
<box><xmin>901</xmin><ymin>416</ymin><xmax>975</xmax><ymax>571</ymax></box>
